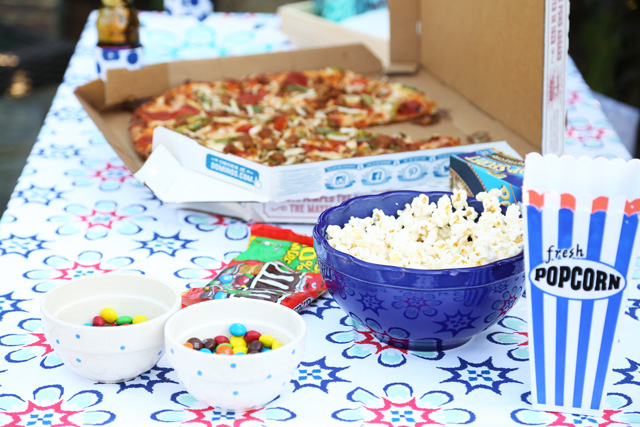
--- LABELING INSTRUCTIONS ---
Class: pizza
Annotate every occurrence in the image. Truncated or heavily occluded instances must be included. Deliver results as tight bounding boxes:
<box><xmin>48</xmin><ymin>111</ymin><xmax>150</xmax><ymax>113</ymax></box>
<box><xmin>130</xmin><ymin>67</ymin><xmax>459</xmax><ymax>165</ymax></box>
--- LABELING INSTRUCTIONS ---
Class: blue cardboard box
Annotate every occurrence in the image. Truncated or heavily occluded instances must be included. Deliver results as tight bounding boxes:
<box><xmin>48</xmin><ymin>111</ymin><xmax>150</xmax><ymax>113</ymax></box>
<box><xmin>449</xmin><ymin>149</ymin><xmax>524</xmax><ymax>206</ymax></box>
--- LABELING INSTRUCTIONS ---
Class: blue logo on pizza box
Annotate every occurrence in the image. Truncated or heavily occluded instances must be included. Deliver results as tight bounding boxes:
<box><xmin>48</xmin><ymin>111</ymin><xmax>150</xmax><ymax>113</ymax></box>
<box><xmin>433</xmin><ymin>153</ymin><xmax>453</xmax><ymax>177</ymax></box>
<box><xmin>325</xmin><ymin>164</ymin><xmax>358</xmax><ymax>189</ymax></box>
<box><xmin>398</xmin><ymin>156</ymin><xmax>429</xmax><ymax>181</ymax></box>
<box><xmin>362</xmin><ymin>160</ymin><xmax>393</xmax><ymax>186</ymax></box>
<box><xmin>206</xmin><ymin>154</ymin><xmax>260</xmax><ymax>186</ymax></box>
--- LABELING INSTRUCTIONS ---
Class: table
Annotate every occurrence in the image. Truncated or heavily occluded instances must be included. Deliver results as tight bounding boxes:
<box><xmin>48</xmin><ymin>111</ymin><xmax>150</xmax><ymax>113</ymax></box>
<box><xmin>0</xmin><ymin>11</ymin><xmax>638</xmax><ymax>427</ymax></box>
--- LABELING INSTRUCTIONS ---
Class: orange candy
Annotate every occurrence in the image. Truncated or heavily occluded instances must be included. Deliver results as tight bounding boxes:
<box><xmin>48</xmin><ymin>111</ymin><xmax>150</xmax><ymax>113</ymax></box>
<box><xmin>183</xmin><ymin>342</ymin><xmax>194</xmax><ymax>349</ymax></box>
<box><xmin>215</xmin><ymin>343</ymin><xmax>233</xmax><ymax>355</ymax></box>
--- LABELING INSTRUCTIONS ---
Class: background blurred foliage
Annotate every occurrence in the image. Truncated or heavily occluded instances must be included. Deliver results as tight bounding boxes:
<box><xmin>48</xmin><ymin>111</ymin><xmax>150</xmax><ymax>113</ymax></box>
<box><xmin>569</xmin><ymin>0</ymin><xmax>640</xmax><ymax>109</ymax></box>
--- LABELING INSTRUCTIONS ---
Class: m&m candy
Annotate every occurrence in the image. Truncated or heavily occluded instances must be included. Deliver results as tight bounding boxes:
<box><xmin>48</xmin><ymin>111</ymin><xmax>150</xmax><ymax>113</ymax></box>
<box><xmin>100</xmin><ymin>308</ymin><xmax>118</xmax><ymax>324</ymax></box>
<box><xmin>89</xmin><ymin>308</ymin><xmax>148</xmax><ymax>327</ymax></box>
<box><xmin>183</xmin><ymin>322</ymin><xmax>282</xmax><ymax>356</ymax></box>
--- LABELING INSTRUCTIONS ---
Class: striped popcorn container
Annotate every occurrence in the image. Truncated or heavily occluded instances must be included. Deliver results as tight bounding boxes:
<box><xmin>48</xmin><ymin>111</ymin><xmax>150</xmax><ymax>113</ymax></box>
<box><xmin>523</xmin><ymin>153</ymin><xmax>640</xmax><ymax>415</ymax></box>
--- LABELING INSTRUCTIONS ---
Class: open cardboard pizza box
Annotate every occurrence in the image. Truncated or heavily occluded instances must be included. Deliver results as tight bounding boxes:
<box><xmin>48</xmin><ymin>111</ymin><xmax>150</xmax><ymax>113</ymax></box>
<box><xmin>74</xmin><ymin>0</ymin><xmax>568</xmax><ymax>223</ymax></box>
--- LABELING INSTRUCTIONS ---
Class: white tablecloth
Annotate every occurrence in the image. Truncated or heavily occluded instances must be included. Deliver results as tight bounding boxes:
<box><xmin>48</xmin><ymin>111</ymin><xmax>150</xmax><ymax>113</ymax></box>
<box><xmin>0</xmin><ymin>11</ymin><xmax>638</xmax><ymax>427</ymax></box>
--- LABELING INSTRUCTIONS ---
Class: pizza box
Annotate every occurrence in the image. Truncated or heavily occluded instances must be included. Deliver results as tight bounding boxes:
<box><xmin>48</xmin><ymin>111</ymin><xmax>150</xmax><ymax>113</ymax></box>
<box><xmin>280</xmin><ymin>0</ymin><xmax>568</xmax><ymax>156</ymax></box>
<box><xmin>278</xmin><ymin>1</ymin><xmax>390</xmax><ymax>65</ymax></box>
<box><xmin>74</xmin><ymin>0</ymin><xmax>568</xmax><ymax>223</ymax></box>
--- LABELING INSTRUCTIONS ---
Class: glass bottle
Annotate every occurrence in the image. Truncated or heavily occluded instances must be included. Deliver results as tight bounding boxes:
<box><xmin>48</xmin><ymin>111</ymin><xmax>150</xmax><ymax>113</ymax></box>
<box><xmin>97</xmin><ymin>0</ymin><xmax>141</xmax><ymax>48</ymax></box>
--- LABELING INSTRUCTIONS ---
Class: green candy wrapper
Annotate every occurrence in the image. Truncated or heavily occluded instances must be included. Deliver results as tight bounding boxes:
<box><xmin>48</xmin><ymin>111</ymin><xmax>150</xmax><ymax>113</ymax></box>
<box><xmin>182</xmin><ymin>224</ymin><xmax>326</xmax><ymax>312</ymax></box>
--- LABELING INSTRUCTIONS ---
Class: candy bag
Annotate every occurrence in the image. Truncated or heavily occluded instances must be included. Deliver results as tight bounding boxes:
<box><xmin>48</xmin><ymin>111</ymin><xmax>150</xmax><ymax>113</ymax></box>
<box><xmin>182</xmin><ymin>224</ymin><xmax>326</xmax><ymax>312</ymax></box>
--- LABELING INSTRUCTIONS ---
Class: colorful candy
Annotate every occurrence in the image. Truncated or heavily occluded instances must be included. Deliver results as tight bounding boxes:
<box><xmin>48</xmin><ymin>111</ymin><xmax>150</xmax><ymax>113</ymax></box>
<box><xmin>100</xmin><ymin>308</ymin><xmax>118</xmax><ymax>324</ymax></box>
<box><xmin>187</xmin><ymin>337</ymin><xmax>204</xmax><ymax>350</ymax></box>
<box><xmin>184</xmin><ymin>322</ymin><xmax>282</xmax><ymax>355</ymax></box>
<box><xmin>244</xmin><ymin>330</ymin><xmax>261</xmax><ymax>343</ymax></box>
<box><xmin>89</xmin><ymin>308</ymin><xmax>148</xmax><ymax>327</ymax></box>
<box><xmin>215</xmin><ymin>343</ymin><xmax>233</xmax><ymax>355</ymax></box>
<box><xmin>229</xmin><ymin>323</ymin><xmax>247</xmax><ymax>336</ymax></box>
<box><xmin>132</xmin><ymin>315</ymin><xmax>148</xmax><ymax>324</ymax></box>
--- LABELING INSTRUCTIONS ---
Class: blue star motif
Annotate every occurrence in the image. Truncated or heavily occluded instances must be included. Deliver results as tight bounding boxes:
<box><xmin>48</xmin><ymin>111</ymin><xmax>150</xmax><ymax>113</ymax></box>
<box><xmin>0</xmin><ymin>234</ymin><xmax>49</xmax><ymax>258</ymax></box>
<box><xmin>13</xmin><ymin>184</ymin><xmax>66</xmax><ymax>205</ymax></box>
<box><xmin>299</xmin><ymin>296</ymin><xmax>340</xmax><ymax>319</ymax></box>
<box><xmin>210</xmin><ymin>408</ymin><xmax>237</xmax><ymax>421</ymax></box>
<box><xmin>626</xmin><ymin>298</ymin><xmax>640</xmax><ymax>321</ymax></box>
<box><xmin>0</xmin><ymin>292</ymin><xmax>28</xmax><ymax>321</ymax></box>
<box><xmin>291</xmin><ymin>357</ymin><xmax>350</xmax><ymax>393</ymax></box>
<box><xmin>357</xmin><ymin>291</ymin><xmax>386</xmax><ymax>315</ymax></box>
<box><xmin>135</xmin><ymin>232</ymin><xmax>197</xmax><ymax>257</ymax></box>
<box><xmin>33</xmin><ymin>144</ymin><xmax>81</xmax><ymax>159</ymax></box>
<box><xmin>439</xmin><ymin>357</ymin><xmax>521</xmax><ymax>395</ymax></box>
<box><xmin>613</xmin><ymin>358</ymin><xmax>640</xmax><ymax>387</ymax></box>
<box><xmin>115</xmin><ymin>366</ymin><xmax>178</xmax><ymax>393</ymax></box>
<box><xmin>434</xmin><ymin>310</ymin><xmax>480</xmax><ymax>337</ymax></box>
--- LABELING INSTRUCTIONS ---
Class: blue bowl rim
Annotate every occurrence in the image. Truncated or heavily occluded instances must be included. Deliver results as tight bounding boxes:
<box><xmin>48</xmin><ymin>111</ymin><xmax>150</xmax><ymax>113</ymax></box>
<box><xmin>312</xmin><ymin>190</ymin><xmax>524</xmax><ymax>288</ymax></box>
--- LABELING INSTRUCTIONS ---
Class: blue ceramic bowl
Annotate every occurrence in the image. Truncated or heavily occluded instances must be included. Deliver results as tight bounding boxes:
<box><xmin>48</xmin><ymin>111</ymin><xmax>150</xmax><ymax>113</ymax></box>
<box><xmin>313</xmin><ymin>191</ymin><xmax>525</xmax><ymax>351</ymax></box>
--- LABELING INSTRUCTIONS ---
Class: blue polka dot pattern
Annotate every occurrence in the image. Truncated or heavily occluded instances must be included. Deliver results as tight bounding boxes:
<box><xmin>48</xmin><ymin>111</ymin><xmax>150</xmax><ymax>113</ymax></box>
<box><xmin>75</xmin><ymin>334</ymin><xmax>80</xmax><ymax>339</ymax></box>
<box><xmin>120</xmin><ymin>346</ymin><xmax>125</xmax><ymax>350</ymax></box>
<box><xmin>127</xmin><ymin>51</ymin><xmax>139</xmax><ymax>65</ymax></box>
<box><xmin>267</xmin><ymin>374</ymin><xmax>272</xmax><ymax>379</ymax></box>
<box><xmin>76</xmin><ymin>358</ymin><xmax>81</xmax><ymax>363</ymax></box>
<box><xmin>233</xmin><ymin>391</ymin><xmax>238</xmax><ymax>396</ymax></box>
<box><xmin>197</xmin><ymin>370</ymin><xmax>202</xmax><ymax>376</ymax></box>
<box><xmin>102</xmin><ymin>49</ymin><xmax>120</xmax><ymax>60</ymax></box>
<box><xmin>230</xmin><ymin>363</ymin><xmax>236</xmax><ymax>369</ymax></box>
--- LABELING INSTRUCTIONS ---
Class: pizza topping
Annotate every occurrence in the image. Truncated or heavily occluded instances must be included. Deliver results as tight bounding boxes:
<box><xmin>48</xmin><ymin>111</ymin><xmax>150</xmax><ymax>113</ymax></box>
<box><xmin>130</xmin><ymin>68</ymin><xmax>458</xmax><ymax>166</ymax></box>
<box><xmin>397</xmin><ymin>100</ymin><xmax>424</xmax><ymax>116</ymax></box>
<box><xmin>284</xmin><ymin>71</ymin><xmax>309</xmax><ymax>87</ymax></box>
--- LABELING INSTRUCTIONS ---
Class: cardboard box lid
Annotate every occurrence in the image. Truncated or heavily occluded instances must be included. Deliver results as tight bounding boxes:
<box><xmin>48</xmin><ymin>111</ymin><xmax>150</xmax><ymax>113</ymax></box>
<box><xmin>389</xmin><ymin>0</ymin><xmax>557</xmax><ymax>153</ymax></box>
<box><xmin>278</xmin><ymin>1</ymin><xmax>390</xmax><ymax>66</ymax></box>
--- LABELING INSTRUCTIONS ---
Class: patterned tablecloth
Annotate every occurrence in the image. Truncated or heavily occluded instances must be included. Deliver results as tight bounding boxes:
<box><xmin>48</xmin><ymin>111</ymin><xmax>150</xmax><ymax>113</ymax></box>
<box><xmin>0</xmin><ymin>12</ymin><xmax>638</xmax><ymax>427</ymax></box>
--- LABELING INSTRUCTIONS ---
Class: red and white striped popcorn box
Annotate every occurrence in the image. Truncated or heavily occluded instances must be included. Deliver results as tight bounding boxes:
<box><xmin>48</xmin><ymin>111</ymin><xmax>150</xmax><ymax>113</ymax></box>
<box><xmin>522</xmin><ymin>153</ymin><xmax>640</xmax><ymax>415</ymax></box>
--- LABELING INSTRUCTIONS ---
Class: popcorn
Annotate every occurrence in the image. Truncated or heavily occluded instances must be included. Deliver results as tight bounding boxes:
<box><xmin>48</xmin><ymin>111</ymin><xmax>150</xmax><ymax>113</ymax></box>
<box><xmin>326</xmin><ymin>190</ymin><xmax>524</xmax><ymax>269</ymax></box>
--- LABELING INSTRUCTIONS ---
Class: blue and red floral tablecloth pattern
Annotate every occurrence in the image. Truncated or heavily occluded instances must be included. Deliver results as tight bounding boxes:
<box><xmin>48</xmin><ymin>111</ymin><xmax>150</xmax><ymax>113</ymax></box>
<box><xmin>0</xmin><ymin>12</ymin><xmax>638</xmax><ymax>427</ymax></box>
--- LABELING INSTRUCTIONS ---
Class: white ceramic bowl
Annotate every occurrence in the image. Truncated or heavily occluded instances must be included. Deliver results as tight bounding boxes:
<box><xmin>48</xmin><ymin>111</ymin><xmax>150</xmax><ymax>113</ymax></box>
<box><xmin>40</xmin><ymin>273</ymin><xmax>181</xmax><ymax>383</ymax></box>
<box><xmin>164</xmin><ymin>298</ymin><xmax>306</xmax><ymax>411</ymax></box>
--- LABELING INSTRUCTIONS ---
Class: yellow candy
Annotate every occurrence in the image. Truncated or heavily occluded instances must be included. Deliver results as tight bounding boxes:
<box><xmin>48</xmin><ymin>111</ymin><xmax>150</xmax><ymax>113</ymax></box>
<box><xmin>132</xmin><ymin>315</ymin><xmax>148</xmax><ymax>324</ymax></box>
<box><xmin>229</xmin><ymin>335</ymin><xmax>246</xmax><ymax>348</ymax></box>
<box><xmin>100</xmin><ymin>308</ymin><xmax>118</xmax><ymax>324</ymax></box>
<box><xmin>259</xmin><ymin>334</ymin><xmax>275</xmax><ymax>348</ymax></box>
<box><xmin>271</xmin><ymin>340</ymin><xmax>282</xmax><ymax>350</ymax></box>
<box><xmin>232</xmin><ymin>346</ymin><xmax>248</xmax><ymax>354</ymax></box>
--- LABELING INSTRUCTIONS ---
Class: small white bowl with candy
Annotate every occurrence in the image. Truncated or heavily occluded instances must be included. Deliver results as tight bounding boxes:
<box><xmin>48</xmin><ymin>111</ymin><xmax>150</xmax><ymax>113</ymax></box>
<box><xmin>164</xmin><ymin>298</ymin><xmax>306</xmax><ymax>411</ymax></box>
<box><xmin>39</xmin><ymin>273</ymin><xmax>181</xmax><ymax>383</ymax></box>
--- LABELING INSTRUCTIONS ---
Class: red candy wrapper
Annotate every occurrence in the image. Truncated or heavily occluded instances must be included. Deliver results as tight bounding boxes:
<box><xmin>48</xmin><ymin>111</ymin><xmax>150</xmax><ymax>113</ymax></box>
<box><xmin>182</xmin><ymin>224</ymin><xmax>326</xmax><ymax>312</ymax></box>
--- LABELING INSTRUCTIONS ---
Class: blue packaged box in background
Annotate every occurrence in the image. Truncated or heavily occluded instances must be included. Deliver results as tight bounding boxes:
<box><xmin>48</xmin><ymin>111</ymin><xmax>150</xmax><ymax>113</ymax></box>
<box><xmin>314</xmin><ymin>0</ymin><xmax>387</xmax><ymax>22</ymax></box>
<box><xmin>449</xmin><ymin>149</ymin><xmax>524</xmax><ymax>206</ymax></box>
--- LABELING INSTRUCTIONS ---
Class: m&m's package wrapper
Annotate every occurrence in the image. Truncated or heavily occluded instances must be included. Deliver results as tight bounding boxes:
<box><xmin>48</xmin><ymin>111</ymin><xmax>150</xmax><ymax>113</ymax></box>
<box><xmin>182</xmin><ymin>224</ymin><xmax>325</xmax><ymax>312</ymax></box>
<box><xmin>523</xmin><ymin>153</ymin><xmax>640</xmax><ymax>415</ymax></box>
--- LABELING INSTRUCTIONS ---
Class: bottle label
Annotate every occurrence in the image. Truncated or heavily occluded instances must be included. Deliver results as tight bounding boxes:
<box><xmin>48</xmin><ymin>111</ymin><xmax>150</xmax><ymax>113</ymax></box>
<box><xmin>95</xmin><ymin>46</ymin><xmax>144</xmax><ymax>81</ymax></box>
